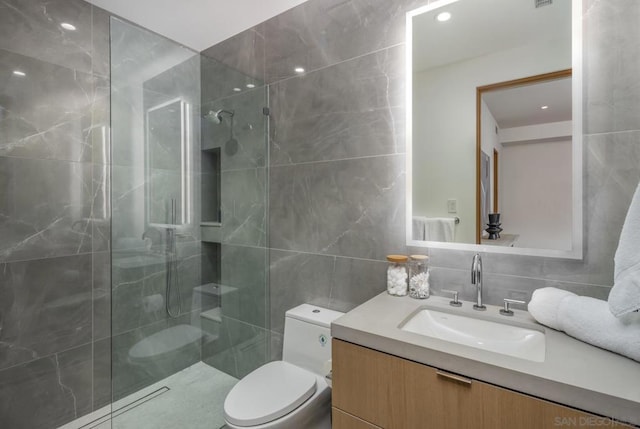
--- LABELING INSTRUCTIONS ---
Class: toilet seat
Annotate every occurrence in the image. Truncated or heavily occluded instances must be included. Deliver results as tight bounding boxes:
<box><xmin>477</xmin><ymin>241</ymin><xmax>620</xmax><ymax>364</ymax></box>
<box><xmin>224</xmin><ymin>361</ymin><xmax>317</xmax><ymax>427</ymax></box>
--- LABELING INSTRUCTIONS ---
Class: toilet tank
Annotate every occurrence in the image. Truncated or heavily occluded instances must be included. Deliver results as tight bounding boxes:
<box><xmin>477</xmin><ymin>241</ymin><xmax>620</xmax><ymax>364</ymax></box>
<box><xmin>282</xmin><ymin>304</ymin><xmax>344</xmax><ymax>376</ymax></box>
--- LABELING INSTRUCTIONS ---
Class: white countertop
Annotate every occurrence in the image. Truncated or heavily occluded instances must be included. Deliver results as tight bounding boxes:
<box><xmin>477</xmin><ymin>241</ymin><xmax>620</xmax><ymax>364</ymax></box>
<box><xmin>331</xmin><ymin>292</ymin><xmax>640</xmax><ymax>426</ymax></box>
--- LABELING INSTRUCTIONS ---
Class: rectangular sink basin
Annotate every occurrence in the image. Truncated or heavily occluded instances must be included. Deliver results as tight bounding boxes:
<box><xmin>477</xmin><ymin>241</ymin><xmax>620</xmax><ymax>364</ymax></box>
<box><xmin>400</xmin><ymin>308</ymin><xmax>546</xmax><ymax>362</ymax></box>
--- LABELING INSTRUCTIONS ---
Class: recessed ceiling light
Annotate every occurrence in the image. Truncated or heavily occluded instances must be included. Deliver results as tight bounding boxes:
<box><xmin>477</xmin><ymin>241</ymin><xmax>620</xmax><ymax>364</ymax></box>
<box><xmin>61</xmin><ymin>22</ymin><xmax>77</xmax><ymax>31</ymax></box>
<box><xmin>436</xmin><ymin>12</ymin><xmax>452</xmax><ymax>22</ymax></box>
<box><xmin>294</xmin><ymin>67</ymin><xmax>305</xmax><ymax>73</ymax></box>
<box><xmin>541</xmin><ymin>105</ymin><xmax>549</xmax><ymax>110</ymax></box>
<box><xmin>246</xmin><ymin>83</ymin><xmax>256</xmax><ymax>89</ymax></box>
<box><xmin>233</xmin><ymin>87</ymin><xmax>242</xmax><ymax>92</ymax></box>
<box><xmin>12</xmin><ymin>70</ymin><xmax>26</xmax><ymax>77</ymax></box>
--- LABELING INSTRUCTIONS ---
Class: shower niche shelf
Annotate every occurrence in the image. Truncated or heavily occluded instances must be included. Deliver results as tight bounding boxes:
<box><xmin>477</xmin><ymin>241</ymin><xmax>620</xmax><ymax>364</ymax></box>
<box><xmin>201</xmin><ymin>147</ymin><xmax>221</xmax><ymax>244</ymax></box>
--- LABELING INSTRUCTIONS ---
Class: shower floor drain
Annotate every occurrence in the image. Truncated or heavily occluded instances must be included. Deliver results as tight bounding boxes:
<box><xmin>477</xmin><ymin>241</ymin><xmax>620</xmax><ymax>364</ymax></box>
<box><xmin>77</xmin><ymin>387</ymin><xmax>170</xmax><ymax>429</ymax></box>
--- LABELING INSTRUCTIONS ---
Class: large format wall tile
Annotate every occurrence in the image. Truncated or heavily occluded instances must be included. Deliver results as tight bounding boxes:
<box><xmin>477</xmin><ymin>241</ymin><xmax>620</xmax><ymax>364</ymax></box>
<box><xmin>261</xmin><ymin>0</ymin><xmax>422</xmax><ymax>83</ymax></box>
<box><xmin>0</xmin><ymin>157</ymin><xmax>93</xmax><ymax>262</ymax></box>
<box><xmin>428</xmin><ymin>266</ymin><xmax>611</xmax><ymax>307</ymax></box>
<box><xmin>91</xmin><ymin>5</ymin><xmax>111</xmax><ymax>78</ymax></box>
<box><xmin>201</xmin><ymin>27</ymin><xmax>266</xmax><ymax>83</ymax></box>
<box><xmin>221</xmin><ymin>244</ymin><xmax>268</xmax><ymax>329</ymax></box>
<box><xmin>89</xmin><ymin>75</ymin><xmax>111</xmax><ymax>166</ymax></box>
<box><xmin>0</xmin><ymin>254</ymin><xmax>93</xmax><ymax>370</ymax></box>
<box><xmin>92</xmin><ymin>338</ymin><xmax>111</xmax><ymax>410</ymax></box>
<box><xmin>110</xmin><ymin>18</ymin><xmax>197</xmax><ymax>89</ymax></box>
<box><xmin>221</xmin><ymin>168</ymin><xmax>267</xmax><ymax>247</ymax></box>
<box><xmin>0</xmin><ymin>49</ymin><xmax>106</xmax><ymax>163</ymax></box>
<box><xmin>143</xmin><ymin>56</ymin><xmax>201</xmax><ymax>110</ymax></box>
<box><xmin>91</xmin><ymin>163</ymin><xmax>111</xmax><ymax>253</ymax></box>
<box><xmin>0</xmin><ymin>343</ymin><xmax>92</xmax><ymax>429</ymax></box>
<box><xmin>93</xmin><ymin>252</ymin><xmax>111</xmax><ymax>342</ymax></box>
<box><xmin>269</xmin><ymin>250</ymin><xmax>334</xmax><ymax>334</ymax></box>
<box><xmin>200</xmin><ymin>54</ymin><xmax>265</xmax><ymax>111</ymax></box>
<box><xmin>584</xmin><ymin>0</ymin><xmax>640</xmax><ymax>134</ymax></box>
<box><xmin>269</xmin><ymin>154</ymin><xmax>406</xmax><ymax>260</ymax></box>
<box><xmin>0</xmin><ymin>0</ymin><xmax>95</xmax><ymax>74</ymax></box>
<box><xmin>269</xmin><ymin>249</ymin><xmax>386</xmax><ymax>333</ymax></box>
<box><xmin>270</xmin><ymin>46</ymin><xmax>405</xmax><ymax>165</ymax></box>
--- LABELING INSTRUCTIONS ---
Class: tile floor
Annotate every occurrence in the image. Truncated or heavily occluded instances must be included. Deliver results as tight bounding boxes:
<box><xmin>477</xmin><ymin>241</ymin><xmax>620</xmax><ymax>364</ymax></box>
<box><xmin>58</xmin><ymin>362</ymin><xmax>237</xmax><ymax>429</ymax></box>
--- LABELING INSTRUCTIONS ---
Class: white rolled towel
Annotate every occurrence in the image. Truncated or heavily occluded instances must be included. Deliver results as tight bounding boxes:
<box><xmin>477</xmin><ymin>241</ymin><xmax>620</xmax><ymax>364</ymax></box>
<box><xmin>610</xmin><ymin>181</ymin><xmax>640</xmax><ymax>316</ymax></box>
<box><xmin>528</xmin><ymin>287</ymin><xmax>577</xmax><ymax>330</ymax></box>
<box><xmin>558</xmin><ymin>295</ymin><xmax>640</xmax><ymax>362</ymax></box>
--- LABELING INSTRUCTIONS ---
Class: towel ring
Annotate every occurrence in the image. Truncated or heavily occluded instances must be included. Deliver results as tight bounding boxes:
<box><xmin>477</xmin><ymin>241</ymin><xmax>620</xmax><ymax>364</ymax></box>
<box><xmin>454</xmin><ymin>217</ymin><xmax>460</xmax><ymax>224</ymax></box>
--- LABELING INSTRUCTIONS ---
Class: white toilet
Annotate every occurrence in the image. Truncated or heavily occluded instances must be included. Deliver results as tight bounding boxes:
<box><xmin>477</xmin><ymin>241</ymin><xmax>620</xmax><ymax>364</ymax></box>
<box><xmin>223</xmin><ymin>304</ymin><xmax>344</xmax><ymax>428</ymax></box>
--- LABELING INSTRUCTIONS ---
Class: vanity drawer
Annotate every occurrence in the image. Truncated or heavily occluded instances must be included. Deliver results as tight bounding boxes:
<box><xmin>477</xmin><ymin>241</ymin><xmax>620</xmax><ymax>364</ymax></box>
<box><xmin>332</xmin><ymin>339</ymin><xmax>637</xmax><ymax>429</ymax></box>
<box><xmin>332</xmin><ymin>339</ymin><xmax>482</xmax><ymax>429</ymax></box>
<box><xmin>333</xmin><ymin>408</ymin><xmax>382</xmax><ymax>429</ymax></box>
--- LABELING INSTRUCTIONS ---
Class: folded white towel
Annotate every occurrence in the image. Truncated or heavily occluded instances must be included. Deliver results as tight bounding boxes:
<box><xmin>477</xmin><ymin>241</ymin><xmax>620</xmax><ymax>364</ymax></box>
<box><xmin>528</xmin><ymin>287</ymin><xmax>577</xmax><ymax>330</ymax></box>
<box><xmin>558</xmin><ymin>295</ymin><xmax>640</xmax><ymax>362</ymax></box>
<box><xmin>412</xmin><ymin>216</ymin><xmax>427</xmax><ymax>241</ymax></box>
<box><xmin>425</xmin><ymin>217</ymin><xmax>455</xmax><ymax>242</ymax></box>
<box><xmin>610</xmin><ymin>181</ymin><xmax>640</xmax><ymax>316</ymax></box>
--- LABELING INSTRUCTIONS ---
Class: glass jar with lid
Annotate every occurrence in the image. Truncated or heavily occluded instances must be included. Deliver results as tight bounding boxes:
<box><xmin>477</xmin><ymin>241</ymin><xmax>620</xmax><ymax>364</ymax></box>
<box><xmin>386</xmin><ymin>255</ymin><xmax>408</xmax><ymax>296</ymax></box>
<box><xmin>408</xmin><ymin>254</ymin><xmax>430</xmax><ymax>299</ymax></box>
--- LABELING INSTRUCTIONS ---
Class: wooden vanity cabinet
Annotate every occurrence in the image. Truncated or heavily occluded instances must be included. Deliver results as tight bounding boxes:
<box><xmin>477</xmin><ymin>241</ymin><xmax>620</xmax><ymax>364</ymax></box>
<box><xmin>333</xmin><ymin>408</ymin><xmax>382</xmax><ymax>429</ymax></box>
<box><xmin>332</xmin><ymin>339</ymin><xmax>634</xmax><ymax>429</ymax></box>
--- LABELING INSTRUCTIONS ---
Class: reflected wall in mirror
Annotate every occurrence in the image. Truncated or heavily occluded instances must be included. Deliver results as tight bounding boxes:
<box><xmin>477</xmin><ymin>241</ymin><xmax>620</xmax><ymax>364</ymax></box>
<box><xmin>478</xmin><ymin>70</ymin><xmax>573</xmax><ymax>250</ymax></box>
<box><xmin>407</xmin><ymin>0</ymin><xmax>582</xmax><ymax>258</ymax></box>
<box><xmin>146</xmin><ymin>98</ymin><xmax>192</xmax><ymax>226</ymax></box>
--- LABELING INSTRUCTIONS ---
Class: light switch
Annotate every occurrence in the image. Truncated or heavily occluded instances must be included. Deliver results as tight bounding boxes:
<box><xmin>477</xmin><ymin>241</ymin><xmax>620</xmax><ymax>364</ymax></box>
<box><xmin>447</xmin><ymin>199</ymin><xmax>457</xmax><ymax>213</ymax></box>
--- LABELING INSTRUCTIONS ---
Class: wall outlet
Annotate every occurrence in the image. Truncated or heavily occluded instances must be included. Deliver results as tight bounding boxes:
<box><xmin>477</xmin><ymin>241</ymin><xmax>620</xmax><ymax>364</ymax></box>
<box><xmin>447</xmin><ymin>199</ymin><xmax>457</xmax><ymax>213</ymax></box>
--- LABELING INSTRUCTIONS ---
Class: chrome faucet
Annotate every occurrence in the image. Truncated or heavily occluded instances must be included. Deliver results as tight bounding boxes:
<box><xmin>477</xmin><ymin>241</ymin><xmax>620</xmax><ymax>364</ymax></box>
<box><xmin>471</xmin><ymin>254</ymin><xmax>486</xmax><ymax>311</ymax></box>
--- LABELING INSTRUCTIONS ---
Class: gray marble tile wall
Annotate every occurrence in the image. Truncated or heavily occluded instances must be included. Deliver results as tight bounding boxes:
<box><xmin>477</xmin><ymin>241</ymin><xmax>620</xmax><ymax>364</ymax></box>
<box><xmin>0</xmin><ymin>0</ymin><xmax>111</xmax><ymax>427</ymax></box>
<box><xmin>203</xmin><ymin>0</ymin><xmax>640</xmax><ymax>341</ymax></box>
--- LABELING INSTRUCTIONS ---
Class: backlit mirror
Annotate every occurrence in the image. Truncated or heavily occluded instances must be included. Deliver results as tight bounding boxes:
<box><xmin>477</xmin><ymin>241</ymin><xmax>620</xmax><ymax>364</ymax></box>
<box><xmin>146</xmin><ymin>98</ymin><xmax>192</xmax><ymax>226</ymax></box>
<box><xmin>406</xmin><ymin>0</ymin><xmax>582</xmax><ymax>259</ymax></box>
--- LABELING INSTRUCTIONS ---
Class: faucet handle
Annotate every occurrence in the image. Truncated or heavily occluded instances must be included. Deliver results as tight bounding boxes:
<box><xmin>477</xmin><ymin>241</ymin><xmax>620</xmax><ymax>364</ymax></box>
<box><xmin>500</xmin><ymin>298</ymin><xmax>526</xmax><ymax>316</ymax></box>
<box><xmin>442</xmin><ymin>289</ymin><xmax>462</xmax><ymax>307</ymax></box>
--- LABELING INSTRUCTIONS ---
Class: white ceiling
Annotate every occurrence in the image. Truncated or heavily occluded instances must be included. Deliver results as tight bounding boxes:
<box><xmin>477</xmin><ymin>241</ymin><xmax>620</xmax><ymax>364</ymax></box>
<box><xmin>484</xmin><ymin>77</ymin><xmax>572</xmax><ymax>129</ymax></box>
<box><xmin>85</xmin><ymin>0</ymin><xmax>310</xmax><ymax>51</ymax></box>
<box><xmin>412</xmin><ymin>0</ymin><xmax>571</xmax><ymax>72</ymax></box>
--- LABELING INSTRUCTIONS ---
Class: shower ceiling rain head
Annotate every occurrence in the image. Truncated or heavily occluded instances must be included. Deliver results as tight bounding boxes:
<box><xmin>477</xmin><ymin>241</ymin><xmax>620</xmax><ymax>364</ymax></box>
<box><xmin>205</xmin><ymin>109</ymin><xmax>234</xmax><ymax>124</ymax></box>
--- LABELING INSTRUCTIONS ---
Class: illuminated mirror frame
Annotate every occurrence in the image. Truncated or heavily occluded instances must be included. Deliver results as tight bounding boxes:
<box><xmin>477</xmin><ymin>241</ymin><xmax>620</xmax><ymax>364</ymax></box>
<box><xmin>145</xmin><ymin>97</ymin><xmax>193</xmax><ymax>228</ymax></box>
<box><xmin>405</xmin><ymin>0</ymin><xmax>583</xmax><ymax>259</ymax></box>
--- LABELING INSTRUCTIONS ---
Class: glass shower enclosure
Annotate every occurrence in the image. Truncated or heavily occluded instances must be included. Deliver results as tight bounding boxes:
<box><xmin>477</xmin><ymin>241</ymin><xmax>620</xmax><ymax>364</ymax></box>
<box><xmin>109</xmin><ymin>17</ymin><xmax>270</xmax><ymax>428</ymax></box>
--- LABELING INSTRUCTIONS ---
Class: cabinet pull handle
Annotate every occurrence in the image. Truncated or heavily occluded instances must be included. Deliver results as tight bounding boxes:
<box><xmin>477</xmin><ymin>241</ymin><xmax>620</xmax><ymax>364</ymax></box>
<box><xmin>436</xmin><ymin>370</ymin><xmax>472</xmax><ymax>386</ymax></box>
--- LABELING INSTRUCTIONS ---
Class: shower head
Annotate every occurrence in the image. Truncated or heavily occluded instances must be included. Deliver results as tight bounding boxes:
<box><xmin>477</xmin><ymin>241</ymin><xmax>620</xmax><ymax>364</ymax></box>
<box><xmin>205</xmin><ymin>109</ymin><xmax>234</xmax><ymax>124</ymax></box>
<box><xmin>204</xmin><ymin>108</ymin><xmax>239</xmax><ymax>156</ymax></box>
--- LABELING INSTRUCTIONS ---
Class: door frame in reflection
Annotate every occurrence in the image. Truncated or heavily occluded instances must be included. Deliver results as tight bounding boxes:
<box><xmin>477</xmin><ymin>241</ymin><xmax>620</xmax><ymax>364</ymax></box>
<box><xmin>475</xmin><ymin>69</ymin><xmax>572</xmax><ymax>245</ymax></box>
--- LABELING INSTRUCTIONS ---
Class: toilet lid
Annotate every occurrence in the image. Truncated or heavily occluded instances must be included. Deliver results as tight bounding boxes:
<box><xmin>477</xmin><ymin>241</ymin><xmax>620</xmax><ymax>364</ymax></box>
<box><xmin>224</xmin><ymin>361</ymin><xmax>317</xmax><ymax>426</ymax></box>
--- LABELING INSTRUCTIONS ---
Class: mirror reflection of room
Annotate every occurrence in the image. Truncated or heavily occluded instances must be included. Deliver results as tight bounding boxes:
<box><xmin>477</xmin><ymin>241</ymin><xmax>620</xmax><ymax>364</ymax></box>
<box><xmin>479</xmin><ymin>72</ymin><xmax>572</xmax><ymax>250</ymax></box>
<box><xmin>410</xmin><ymin>0</ymin><xmax>577</xmax><ymax>254</ymax></box>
